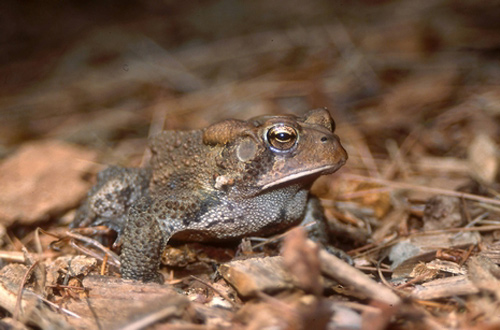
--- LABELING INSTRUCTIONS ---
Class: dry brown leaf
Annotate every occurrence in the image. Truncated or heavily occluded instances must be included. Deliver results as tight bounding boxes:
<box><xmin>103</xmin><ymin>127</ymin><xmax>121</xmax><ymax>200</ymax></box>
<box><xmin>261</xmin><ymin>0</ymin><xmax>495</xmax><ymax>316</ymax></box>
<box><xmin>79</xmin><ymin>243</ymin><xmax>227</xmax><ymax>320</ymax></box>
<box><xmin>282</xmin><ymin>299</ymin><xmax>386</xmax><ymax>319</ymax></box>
<box><xmin>0</xmin><ymin>140</ymin><xmax>97</xmax><ymax>226</ymax></box>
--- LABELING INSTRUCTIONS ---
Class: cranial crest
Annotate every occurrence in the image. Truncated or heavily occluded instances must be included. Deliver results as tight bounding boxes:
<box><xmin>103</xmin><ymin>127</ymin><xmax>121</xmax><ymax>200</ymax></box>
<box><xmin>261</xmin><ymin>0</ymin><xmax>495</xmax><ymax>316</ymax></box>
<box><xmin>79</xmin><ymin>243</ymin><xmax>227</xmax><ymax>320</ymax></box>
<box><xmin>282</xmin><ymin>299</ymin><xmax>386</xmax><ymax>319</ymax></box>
<box><xmin>202</xmin><ymin>119</ymin><xmax>253</xmax><ymax>145</ymax></box>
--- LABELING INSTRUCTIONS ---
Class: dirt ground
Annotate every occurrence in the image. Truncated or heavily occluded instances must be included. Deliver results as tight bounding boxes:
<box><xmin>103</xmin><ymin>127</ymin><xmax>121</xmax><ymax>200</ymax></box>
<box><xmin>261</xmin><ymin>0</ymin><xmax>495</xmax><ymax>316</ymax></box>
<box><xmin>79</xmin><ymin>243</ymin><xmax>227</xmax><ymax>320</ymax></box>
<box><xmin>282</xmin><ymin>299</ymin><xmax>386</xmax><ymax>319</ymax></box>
<box><xmin>1</xmin><ymin>1</ymin><xmax>500</xmax><ymax>329</ymax></box>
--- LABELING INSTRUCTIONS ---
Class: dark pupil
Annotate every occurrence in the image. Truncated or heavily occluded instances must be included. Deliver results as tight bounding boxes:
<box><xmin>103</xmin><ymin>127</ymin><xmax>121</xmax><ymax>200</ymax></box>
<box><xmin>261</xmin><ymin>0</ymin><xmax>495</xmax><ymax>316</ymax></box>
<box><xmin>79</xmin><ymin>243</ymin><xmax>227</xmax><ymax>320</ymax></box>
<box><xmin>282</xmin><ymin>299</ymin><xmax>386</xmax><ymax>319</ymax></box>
<box><xmin>268</xmin><ymin>126</ymin><xmax>297</xmax><ymax>151</ymax></box>
<box><xmin>275</xmin><ymin>132</ymin><xmax>291</xmax><ymax>142</ymax></box>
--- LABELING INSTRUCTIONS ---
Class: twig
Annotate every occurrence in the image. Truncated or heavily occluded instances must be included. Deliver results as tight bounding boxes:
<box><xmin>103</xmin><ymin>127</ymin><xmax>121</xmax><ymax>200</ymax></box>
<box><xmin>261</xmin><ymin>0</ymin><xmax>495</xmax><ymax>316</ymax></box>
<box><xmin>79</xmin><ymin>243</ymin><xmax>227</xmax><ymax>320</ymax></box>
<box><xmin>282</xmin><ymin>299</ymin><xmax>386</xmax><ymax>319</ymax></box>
<box><xmin>66</xmin><ymin>231</ymin><xmax>120</xmax><ymax>266</ymax></box>
<box><xmin>318</xmin><ymin>244</ymin><xmax>401</xmax><ymax>306</ymax></box>
<box><xmin>117</xmin><ymin>306</ymin><xmax>179</xmax><ymax>330</ymax></box>
<box><xmin>101</xmin><ymin>254</ymin><xmax>109</xmax><ymax>276</ymax></box>
<box><xmin>13</xmin><ymin>260</ymin><xmax>39</xmax><ymax>320</ymax></box>
<box><xmin>341</xmin><ymin>174</ymin><xmax>500</xmax><ymax>207</ymax></box>
<box><xmin>356</xmin><ymin>266</ymin><xmax>392</xmax><ymax>274</ymax></box>
<box><xmin>412</xmin><ymin>225</ymin><xmax>500</xmax><ymax>235</ymax></box>
<box><xmin>33</xmin><ymin>292</ymin><xmax>82</xmax><ymax>319</ymax></box>
<box><xmin>459</xmin><ymin>245</ymin><xmax>475</xmax><ymax>267</ymax></box>
<box><xmin>0</xmin><ymin>250</ymin><xmax>59</xmax><ymax>262</ymax></box>
<box><xmin>347</xmin><ymin>233</ymin><xmax>399</xmax><ymax>258</ymax></box>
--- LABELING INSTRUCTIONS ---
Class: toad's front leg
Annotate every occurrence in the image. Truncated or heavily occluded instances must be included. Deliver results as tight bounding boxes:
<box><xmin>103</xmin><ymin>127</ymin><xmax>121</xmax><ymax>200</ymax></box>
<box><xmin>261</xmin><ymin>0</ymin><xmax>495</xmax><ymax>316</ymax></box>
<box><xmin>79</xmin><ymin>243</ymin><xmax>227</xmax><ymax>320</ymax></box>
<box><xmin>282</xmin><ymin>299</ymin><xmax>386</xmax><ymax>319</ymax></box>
<box><xmin>120</xmin><ymin>197</ymin><xmax>165</xmax><ymax>283</ymax></box>
<box><xmin>306</xmin><ymin>196</ymin><xmax>353</xmax><ymax>264</ymax></box>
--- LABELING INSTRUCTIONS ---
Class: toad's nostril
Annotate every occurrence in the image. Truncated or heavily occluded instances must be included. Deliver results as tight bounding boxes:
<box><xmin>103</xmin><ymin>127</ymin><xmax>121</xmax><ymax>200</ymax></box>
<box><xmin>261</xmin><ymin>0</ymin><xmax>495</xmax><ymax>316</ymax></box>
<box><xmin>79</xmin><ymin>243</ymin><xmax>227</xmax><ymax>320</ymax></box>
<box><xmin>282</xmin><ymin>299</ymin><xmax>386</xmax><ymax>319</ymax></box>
<box><xmin>320</xmin><ymin>136</ymin><xmax>328</xmax><ymax>142</ymax></box>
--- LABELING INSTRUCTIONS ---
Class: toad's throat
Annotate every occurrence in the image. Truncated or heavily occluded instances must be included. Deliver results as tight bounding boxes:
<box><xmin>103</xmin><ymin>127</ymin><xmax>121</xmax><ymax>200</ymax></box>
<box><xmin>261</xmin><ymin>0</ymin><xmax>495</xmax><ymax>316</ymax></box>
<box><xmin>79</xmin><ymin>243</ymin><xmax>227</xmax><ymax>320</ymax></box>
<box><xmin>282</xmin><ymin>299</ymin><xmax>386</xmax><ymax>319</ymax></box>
<box><xmin>260</xmin><ymin>164</ymin><xmax>343</xmax><ymax>190</ymax></box>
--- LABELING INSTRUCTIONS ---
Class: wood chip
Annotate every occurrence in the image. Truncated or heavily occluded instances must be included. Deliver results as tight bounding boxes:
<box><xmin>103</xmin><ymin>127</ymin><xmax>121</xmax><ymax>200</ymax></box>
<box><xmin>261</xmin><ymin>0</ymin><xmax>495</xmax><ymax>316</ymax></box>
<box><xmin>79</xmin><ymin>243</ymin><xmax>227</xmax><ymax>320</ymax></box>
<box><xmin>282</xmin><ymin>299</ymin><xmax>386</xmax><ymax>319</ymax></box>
<box><xmin>389</xmin><ymin>231</ymin><xmax>481</xmax><ymax>275</ymax></box>
<box><xmin>219</xmin><ymin>256</ymin><xmax>293</xmax><ymax>297</ymax></box>
<box><xmin>0</xmin><ymin>263</ymin><xmax>74</xmax><ymax>330</ymax></box>
<box><xmin>410</xmin><ymin>275</ymin><xmax>479</xmax><ymax>300</ymax></box>
<box><xmin>479</xmin><ymin>242</ymin><xmax>500</xmax><ymax>265</ymax></box>
<box><xmin>0</xmin><ymin>140</ymin><xmax>97</xmax><ymax>226</ymax></box>
<box><xmin>318</xmin><ymin>245</ymin><xmax>401</xmax><ymax>307</ymax></box>
<box><xmin>0</xmin><ymin>263</ymin><xmax>191</xmax><ymax>330</ymax></box>
<box><xmin>282</xmin><ymin>227</ymin><xmax>322</xmax><ymax>295</ymax></box>
<box><xmin>64</xmin><ymin>275</ymin><xmax>191</xmax><ymax>329</ymax></box>
<box><xmin>467</xmin><ymin>256</ymin><xmax>500</xmax><ymax>300</ymax></box>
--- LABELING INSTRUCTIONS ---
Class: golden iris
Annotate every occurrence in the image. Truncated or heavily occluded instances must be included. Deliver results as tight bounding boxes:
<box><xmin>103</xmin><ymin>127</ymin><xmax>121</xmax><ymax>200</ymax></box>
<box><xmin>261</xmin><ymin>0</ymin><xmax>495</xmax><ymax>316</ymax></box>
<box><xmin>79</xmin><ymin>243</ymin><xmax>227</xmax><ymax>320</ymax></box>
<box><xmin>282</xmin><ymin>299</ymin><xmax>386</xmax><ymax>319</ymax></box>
<box><xmin>267</xmin><ymin>125</ymin><xmax>298</xmax><ymax>150</ymax></box>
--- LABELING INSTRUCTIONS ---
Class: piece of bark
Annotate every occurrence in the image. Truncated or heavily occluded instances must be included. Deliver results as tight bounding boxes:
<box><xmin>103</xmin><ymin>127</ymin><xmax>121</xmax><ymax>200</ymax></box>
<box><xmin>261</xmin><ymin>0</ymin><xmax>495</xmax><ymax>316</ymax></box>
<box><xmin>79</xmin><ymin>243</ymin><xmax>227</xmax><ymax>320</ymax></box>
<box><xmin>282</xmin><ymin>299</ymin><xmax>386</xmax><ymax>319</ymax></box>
<box><xmin>236</xmin><ymin>293</ymin><xmax>332</xmax><ymax>330</ymax></box>
<box><xmin>479</xmin><ymin>242</ymin><xmax>500</xmax><ymax>266</ymax></box>
<box><xmin>318</xmin><ymin>247</ymin><xmax>401</xmax><ymax>307</ymax></box>
<box><xmin>46</xmin><ymin>256</ymin><xmax>97</xmax><ymax>293</ymax></box>
<box><xmin>219</xmin><ymin>256</ymin><xmax>293</xmax><ymax>297</ymax></box>
<box><xmin>282</xmin><ymin>227</ymin><xmax>322</xmax><ymax>296</ymax></box>
<box><xmin>409</xmin><ymin>259</ymin><xmax>467</xmax><ymax>279</ymax></box>
<box><xmin>0</xmin><ymin>140</ymin><xmax>97</xmax><ymax>226</ymax></box>
<box><xmin>467</xmin><ymin>256</ymin><xmax>500</xmax><ymax>300</ymax></box>
<box><xmin>64</xmin><ymin>275</ymin><xmax>191</xmax><ymax>330</ymax></box>
<box><xmin>389</xmin><ymin>231</ymin><xmax>480</xmax><ymax>274</ymax></box>
<box><xmin>0</xmin><ymin>263</ymin><xmax>74</xmax><ymax>330</ymax></box>
<box><xmin>362</xmin><ymin>300</ymin><xmax>399</xmax><ymax>330</ymax></box>
<box><xmin>190</xmin><ymin>302</ymin><xmax>235</xmax><ymax>329</ymax></box>
<box><xmin>0</xmin><ymin>263</ymin><xmax>191</xmax><ymax>330</ymax></box>
<box><xmin>410</xmin><ymin>275</ymin><xmax>479</xmax><ymax>300</ymax></box>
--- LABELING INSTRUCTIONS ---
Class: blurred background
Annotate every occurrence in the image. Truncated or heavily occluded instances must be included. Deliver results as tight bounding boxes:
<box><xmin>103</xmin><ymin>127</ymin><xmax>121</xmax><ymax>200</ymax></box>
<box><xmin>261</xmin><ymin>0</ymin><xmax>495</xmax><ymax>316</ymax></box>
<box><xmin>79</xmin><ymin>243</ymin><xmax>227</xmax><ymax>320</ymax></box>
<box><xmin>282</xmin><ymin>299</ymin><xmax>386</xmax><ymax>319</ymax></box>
<box><xmin>1</xmin><ymin>0</ymin><xmax>500</xmax><ymax>213</ymax></box>
<box><xmin>1</xmin><ymin>0</ymin><xmax>499</xmax><ymax>156</ymax></box>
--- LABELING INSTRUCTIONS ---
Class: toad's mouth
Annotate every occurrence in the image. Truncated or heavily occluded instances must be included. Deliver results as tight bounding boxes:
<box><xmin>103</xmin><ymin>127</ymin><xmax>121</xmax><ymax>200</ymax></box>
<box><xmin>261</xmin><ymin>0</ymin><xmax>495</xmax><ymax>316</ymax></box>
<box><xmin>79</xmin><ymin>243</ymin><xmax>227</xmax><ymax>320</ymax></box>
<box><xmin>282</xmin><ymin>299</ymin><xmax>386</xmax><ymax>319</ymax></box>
<box><xmin>260</xmin><ymin>163</ymin><xmax>344</xmax><ymax>190</ymax></box>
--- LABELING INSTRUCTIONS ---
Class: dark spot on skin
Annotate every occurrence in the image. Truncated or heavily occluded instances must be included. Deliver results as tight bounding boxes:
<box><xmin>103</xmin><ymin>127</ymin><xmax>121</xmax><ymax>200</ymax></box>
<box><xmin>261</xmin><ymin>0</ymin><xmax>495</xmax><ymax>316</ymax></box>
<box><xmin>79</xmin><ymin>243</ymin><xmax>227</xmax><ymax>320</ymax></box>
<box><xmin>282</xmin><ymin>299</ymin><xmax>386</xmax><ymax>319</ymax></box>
<box><xmin>279</xmin><ymin>207</ymin><xmax>287</xmax><ymax>220</ymax></box>
<box><xmin>223</xmin><ymin>216</ymin><xmax>238</xmax><ymax>224</ymax></box>
<box><xmin>187</xmin><ymin>195</ymin><xmax>218</xmax><ymax>226</ymax></box>
<box><xmin>121</xmin><ymin>186</ymin><xmax>133</xmax><ymax>198</ymax></box>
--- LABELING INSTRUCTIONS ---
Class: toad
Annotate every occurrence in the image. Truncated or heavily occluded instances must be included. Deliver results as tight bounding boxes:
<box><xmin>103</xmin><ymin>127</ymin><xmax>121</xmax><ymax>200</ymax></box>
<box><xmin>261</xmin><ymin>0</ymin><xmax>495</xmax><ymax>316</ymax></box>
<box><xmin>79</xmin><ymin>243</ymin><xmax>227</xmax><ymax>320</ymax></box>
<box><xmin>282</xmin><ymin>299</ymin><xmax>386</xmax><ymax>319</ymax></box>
<box><xmin>72</xmin><ymin>109</ymin><xmax>347</xmax><ymax>283</ymax></box>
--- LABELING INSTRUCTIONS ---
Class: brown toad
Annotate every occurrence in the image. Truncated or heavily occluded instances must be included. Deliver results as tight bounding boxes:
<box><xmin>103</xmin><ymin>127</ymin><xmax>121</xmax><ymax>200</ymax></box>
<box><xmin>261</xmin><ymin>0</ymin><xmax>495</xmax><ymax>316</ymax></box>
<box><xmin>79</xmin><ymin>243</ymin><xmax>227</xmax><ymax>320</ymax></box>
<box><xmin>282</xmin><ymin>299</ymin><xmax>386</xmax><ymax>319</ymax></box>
<box><xmin>72</xmin><ymin>109</ymin><xmax>347</xmax><ymax>283</ymax></box>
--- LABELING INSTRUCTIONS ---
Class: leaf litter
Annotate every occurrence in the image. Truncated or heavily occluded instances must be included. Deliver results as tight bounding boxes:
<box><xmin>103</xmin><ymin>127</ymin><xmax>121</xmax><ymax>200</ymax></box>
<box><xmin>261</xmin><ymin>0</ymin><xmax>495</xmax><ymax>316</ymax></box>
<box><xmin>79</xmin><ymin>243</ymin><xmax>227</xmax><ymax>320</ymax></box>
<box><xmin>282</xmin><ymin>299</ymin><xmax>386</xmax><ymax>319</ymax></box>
<box><xmin>0</xmin><ymin>1</ymin><xmax>500</xmax><ymax>329</ymax></box>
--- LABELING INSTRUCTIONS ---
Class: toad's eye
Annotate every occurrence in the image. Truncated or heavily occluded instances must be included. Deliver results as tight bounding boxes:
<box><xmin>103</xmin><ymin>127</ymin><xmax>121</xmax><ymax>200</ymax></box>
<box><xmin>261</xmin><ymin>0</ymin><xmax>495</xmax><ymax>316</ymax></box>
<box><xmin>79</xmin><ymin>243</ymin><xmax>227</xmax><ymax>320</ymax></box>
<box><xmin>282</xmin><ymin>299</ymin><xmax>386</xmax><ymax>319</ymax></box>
<box><xmin>267</xmin><ymin>125</ymin><xmax>298</xmax><ymax>151</ymax></box>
